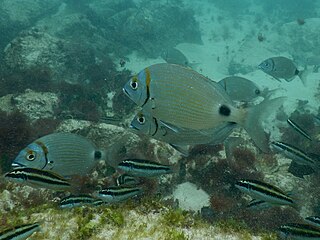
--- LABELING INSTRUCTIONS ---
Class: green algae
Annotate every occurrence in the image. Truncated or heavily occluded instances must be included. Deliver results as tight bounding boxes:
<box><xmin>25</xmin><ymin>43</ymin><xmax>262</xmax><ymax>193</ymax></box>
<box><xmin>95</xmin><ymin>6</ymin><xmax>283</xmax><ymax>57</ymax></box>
<box><xmin>0</xmin><ymin>189</ymin><xmax>279</xmax><ymax>240</ymax></box>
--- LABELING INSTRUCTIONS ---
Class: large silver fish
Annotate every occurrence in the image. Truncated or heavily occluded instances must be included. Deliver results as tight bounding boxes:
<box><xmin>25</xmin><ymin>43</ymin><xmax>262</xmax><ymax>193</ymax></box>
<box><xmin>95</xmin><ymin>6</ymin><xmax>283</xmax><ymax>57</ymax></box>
<box><xmin>258</xmin><ymin>56</ymin><xmax>308</xmax><ymax>84</ymax></box>
<box><xmin>130</xmin><ymin>110</ymin><xmax>236</xmax><ymax>152</ymax></box>
<box><xmin>218</xmin><ymin>76</ymin><xmax>263</xmax><ymax>102</ymax></box>
<box><xmin>123</xmin><ymin>63</ymin><xmax>284</xmax><ymax>152</ymax></box>
<box><xmin>11</xmin><ymin>132</ymin><xmax>105</xmax><ymax>177</ymax></box>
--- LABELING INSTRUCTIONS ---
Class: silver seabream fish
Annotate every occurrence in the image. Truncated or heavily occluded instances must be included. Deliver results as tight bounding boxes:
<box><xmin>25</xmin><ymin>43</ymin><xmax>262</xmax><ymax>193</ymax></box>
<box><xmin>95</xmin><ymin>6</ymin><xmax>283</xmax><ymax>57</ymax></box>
<box><xmin>218</xmin><ymin>76</ymin><xmax>263</xmax><ymax>102</ymax></box>
<box><xmin>117</xmin><ymin>159</ymin><xmax>175</xmax><ymax>177</ymax></box>
<box><xmin>287</xmin><ymin>118</ymin><xmax>312</xmax><ymax>141</ymax></box>
<box><xmin>93</xmin><ymin>186</ymin><xmax>142</xmax><ymax>203</ymax></box>
<box><xmin>130</xmin><ymin>110</ymin><xmax>236</xmax><ymax>154</ymax></box>
<box><xmin>278</xmin><ymin>223</ymin><xmax>320</xmax><ymax>239</ymax></box>
<box><xmin>161</xmin><ymin>47</ymin><xmax>194</xmax><ymax>68</ymax></box>
<box><xmin>235</xmin><ymin>179</ymin><xmax>294</xmax><ymax>206</ymax></box>
<box><xmin>11</xmin><ymin>132</ymin><xmax>105</xmax><ymax>177</ymax></box>
<box><xmin>259</xmin><ymin>56</ymin><xmax>308</xmax><ymax>85</ymax></box>
<box><xmin>59</xmin><ymin>195</ymin><xmax>103</xmax><ymax>208</ymax></box>
<box><xmin>5</xmin><ymin>167</ymin><xmax>71</xmax><ymax>190</ymax></box>
<box><xmin>123</xmin><ymin>63</ymin><xmax>285</xmax><ymax>152</ymax></box>
<box><xmin>0</xmin><ymin>222</ymin><xmax>40</xmax><ymax>240</ymax></box>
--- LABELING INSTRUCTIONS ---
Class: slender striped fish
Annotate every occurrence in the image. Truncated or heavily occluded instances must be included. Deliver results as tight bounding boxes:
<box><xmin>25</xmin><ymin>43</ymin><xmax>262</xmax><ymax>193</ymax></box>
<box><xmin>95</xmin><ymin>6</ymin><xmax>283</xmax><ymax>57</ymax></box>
<box><xmin>93</xmin><ymin>186</ymin><xmax>142</xmax><ymax>203</ymax></box>
<box><xmin>59</xmin><ymin>195</ymin><xmax>103</xmax><ymax>208</ymax></box>
<box><xmin>305</xmin><ymin>216</ymin><xmax>320</xmax><ymax>228</ymax></box>
<box><xmin>270</xmin><ymin>141</ymin><xmax>317</xmax><ymax>169</ymax></box>
<box><xmin>287</xmin><ymin>118</ymin><xmax>312</xmax><ymax>141</ymax></box>
<box><xmin>246</xmin><ymin>199</ymin><xmax>272</xmax><ymax>210</ymax></box>
<box><xmin>4</xmin><ymin>167</ymin><xmax>71</xmax><ymax>190</ymax></box>
<box><xmin>235</xmin><ymin>179</ymin><xmax>294</xmax><ymax>206</ymax></box>
<box><xmin>0</xmin><ymin>223</ymin><xmax>40</xmax><ymax>240</ymax></box>
<box><xmin>117</xmin><ymin>159</ymin><xmax>175</xmax><ymax>177</ymax></box>
<box><xmin>278</xmin><ymin>223</ymin><xmax>320</xmax><ymax>239</ymax></box>
<box><xmin>116</xmin><ymin>174</ymin><xmax>139</xmax><ymax>186</ymax></box>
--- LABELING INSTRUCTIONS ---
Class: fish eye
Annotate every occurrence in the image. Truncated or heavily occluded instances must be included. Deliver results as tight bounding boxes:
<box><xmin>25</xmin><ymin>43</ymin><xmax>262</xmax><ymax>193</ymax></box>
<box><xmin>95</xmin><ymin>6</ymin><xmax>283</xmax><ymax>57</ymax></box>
<box><xmin>130</xmin><ymin>80</ymin><xmax>138</xmax><ymax>90</ymax></box>
<box><xmin>255</xmin><ymin>89</ymin><xmax>261</xmax><ymax>95</ymax></box>
<box><xmin>137</xmin><ymin>116</ymin><xmax>145</xmax><ymax>124</ymax></box>
<box><xmin>25</xmin><ymin>151</ymin><xmax>36</xmax><ymax>161</ymax></box>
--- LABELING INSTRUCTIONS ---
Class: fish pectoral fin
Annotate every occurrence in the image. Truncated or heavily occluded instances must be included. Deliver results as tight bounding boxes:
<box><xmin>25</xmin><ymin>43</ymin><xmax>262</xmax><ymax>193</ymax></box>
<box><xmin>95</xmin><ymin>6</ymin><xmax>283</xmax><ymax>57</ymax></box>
<box><xmin>159</xmin><ymin>120</ymin><xmax>180</xmax><ymax>133</ymax></box>
<box><xmin>169</xmin><ymin>144</ymin><xmax>190</xmax><ymax>157</ymax></box>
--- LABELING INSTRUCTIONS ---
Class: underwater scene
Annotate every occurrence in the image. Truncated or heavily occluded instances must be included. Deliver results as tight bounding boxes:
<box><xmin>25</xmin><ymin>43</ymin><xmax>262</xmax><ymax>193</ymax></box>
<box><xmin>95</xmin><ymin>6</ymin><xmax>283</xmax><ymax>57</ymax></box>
<box><xmin>1</xmin><ymin>0</ymin><xmax>320</xmax><ymax>239</ymax></box>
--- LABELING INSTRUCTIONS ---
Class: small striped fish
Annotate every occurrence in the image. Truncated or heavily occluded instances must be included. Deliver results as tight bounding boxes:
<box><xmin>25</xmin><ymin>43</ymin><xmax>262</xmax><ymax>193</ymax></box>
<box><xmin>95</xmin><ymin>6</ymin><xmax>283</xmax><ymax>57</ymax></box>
<box><xmin>117</xmin><ymin>159</ymin><xmax>175</xmax><ymax>177</ymax></box>
<box><xmin>287</xmin><ymin>118</ymin><xmax>312</xmax><ymax>141</ymax></box>
<box><xmin>116</xmin><ymin>174</ymin><xmax>139</xmax><ymax>186</ymax></box>
<box><xmin>305</xmin><ymin>216</ymin><xmax>320</xmax><ymax>228</ymax></box>
<box><xmin>0</xmin><ymin>223</ymin><xmax>40</xmax><ymax>240</ymax></box>
<box><xmin>5</xmin><ymin>167</ymin><xmax>71</xmax><ymax>190</ymax></box>
<box><xmin>93</xmin><ymin>186</ymin><xmax>142</xmax><ymax>203</ymax></box>
<box><xmin>59</xmin><ymin>195</ymin><xmax>103</xmax><ymax>208</ymax></box>
<box><xmin>271</xmin><ymin>141</ymin><xmax>317</xmax><ymax>169</ymax></box>
<box><xmin>246</xmin><ymin>199</ymin><xmax>272</xmax><ymax>210</ymax></box>
<box><xmin>278</xmin><ymin>223</ymin><xmax>320</xmax><ymax>239</ymax></box>
<box><xmin>235</xmin><ymin>179</ymin><xmax>294</xmax><ymax>206</ymax></box>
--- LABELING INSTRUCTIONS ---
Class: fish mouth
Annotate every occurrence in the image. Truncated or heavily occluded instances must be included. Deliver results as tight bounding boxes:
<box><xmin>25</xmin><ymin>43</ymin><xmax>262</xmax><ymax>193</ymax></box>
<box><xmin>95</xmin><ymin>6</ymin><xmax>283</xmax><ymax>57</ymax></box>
<box><xmin>129</xmin><ymin>124</ymin><xmax>139</xmax><ymax>131</ymax></box>
<box><xmin>122</xmin><ymin>88</ymin><xmax>130</xmax><ymax>98</ymax></box>
<box><xmin>11</xmin><ymin>162</ymin><xmax>25</xmax><ymax>168</ymax></box>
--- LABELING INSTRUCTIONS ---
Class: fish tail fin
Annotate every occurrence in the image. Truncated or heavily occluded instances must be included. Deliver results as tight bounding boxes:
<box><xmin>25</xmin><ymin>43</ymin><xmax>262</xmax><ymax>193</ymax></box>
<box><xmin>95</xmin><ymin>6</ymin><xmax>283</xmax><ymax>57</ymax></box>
<box><xmin>104</xmin><ymin>135</ymin><xmax>129</xmax><ymax>168</ymax></box>
<box><xmin>243</xmin><ymin>97</ymin><xmax>286</xmax><ymax>153</ymax></box>
<box><xmin>298</xmin><ymin>67</ymin><xmax>309</xmax><ymax>86</ymax></box>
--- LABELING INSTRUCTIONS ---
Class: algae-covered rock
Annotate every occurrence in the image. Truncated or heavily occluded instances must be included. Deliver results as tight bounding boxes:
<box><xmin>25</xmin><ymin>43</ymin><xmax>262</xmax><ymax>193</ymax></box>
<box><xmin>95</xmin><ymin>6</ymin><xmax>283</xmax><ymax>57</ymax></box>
<box><xmin>4</xmin><ymin>29</ymin><xmax>66</xmax><ymax>81</ymax></box>
<box><xmin>12</xmin><ymin>89</ymin><xmax>59</xmax><ymax>121</ymax></box>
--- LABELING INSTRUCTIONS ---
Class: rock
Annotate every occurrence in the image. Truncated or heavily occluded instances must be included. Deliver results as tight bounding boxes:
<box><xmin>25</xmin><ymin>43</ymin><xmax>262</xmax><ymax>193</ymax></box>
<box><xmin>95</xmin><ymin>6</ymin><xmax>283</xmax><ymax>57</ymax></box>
<box><xmin>172</xmin><ymin>182</ymin><xmax>210</xmax><ymax>212</ymax></box>
<box><xmin>0</xmin><ymin>0</ymin><xmax>63</xmax><ymax>53</ymax></box>
<box><xmin>12</xmin><ymin>89</ymin><xmax>59</xmax><ymax>121</ymax></box>
<box><xmin>4</xmin><ymin>28</ymin><xmax>66</xmax><ymax>81</ymax></box>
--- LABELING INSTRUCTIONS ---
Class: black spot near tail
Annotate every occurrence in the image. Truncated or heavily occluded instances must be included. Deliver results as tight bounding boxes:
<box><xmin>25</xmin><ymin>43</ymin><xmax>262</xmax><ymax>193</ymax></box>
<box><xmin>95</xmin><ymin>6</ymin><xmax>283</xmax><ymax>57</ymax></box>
<box><xmin>219</xmin><ymin>105</ymin><xmax>231</xmax><ymax>116</ymax></box>
<box><xmin>94</xmin><ymin>151</ymin><xmax>102</xmax><ymax>160</ymax></box>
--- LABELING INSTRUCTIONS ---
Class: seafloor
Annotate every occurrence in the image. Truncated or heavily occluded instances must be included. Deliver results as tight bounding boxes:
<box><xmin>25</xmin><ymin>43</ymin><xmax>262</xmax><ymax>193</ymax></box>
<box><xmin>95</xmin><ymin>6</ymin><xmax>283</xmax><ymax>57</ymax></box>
<box><xmin>0</xmin><ymin>0</ymin><xmax>320</xmax><ymax>239</ymax></box>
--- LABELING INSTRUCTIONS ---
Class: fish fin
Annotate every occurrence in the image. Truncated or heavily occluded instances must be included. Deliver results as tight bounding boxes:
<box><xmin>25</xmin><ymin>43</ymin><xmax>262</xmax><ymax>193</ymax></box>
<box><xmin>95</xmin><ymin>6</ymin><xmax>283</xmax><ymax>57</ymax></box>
<box><xmin>273</xmin><ymin>77</ymin><xmax>282</xmax><ymax>82</ymax></box>
<box><xmin>189</xmin><ymin>62</ymin><xmax>200</xmax><ymax>70</ymax></box>
<box><xmin>169</xmin><ymin>144</ymin><xmax>190</xmax><ymax>157</ymax></box>
<box><xmin>104</xmin><ymin>135</ymin><xmax>128</xmax><ymax>168</ymax></box>
<box><xmin>159</xmin><ymin>120</ymin><xmax>180</xmax><ymax>133</ymax></box>
<box><xmin>243</xmin><ymin>97</ymin><xmax>286</xmax><ymax>153</ymax></box>
<box><xmin>298</xmin><ymin>67</ymin><xmax>310</xmax><ymax>86</ymax></box>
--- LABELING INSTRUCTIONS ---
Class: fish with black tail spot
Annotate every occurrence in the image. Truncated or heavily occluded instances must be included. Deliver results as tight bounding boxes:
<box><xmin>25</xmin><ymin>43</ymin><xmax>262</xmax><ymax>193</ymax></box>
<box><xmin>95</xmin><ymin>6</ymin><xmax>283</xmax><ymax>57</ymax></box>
<box><xmin>259</xmin><ymin>56</ymin><xmax>309</xmax><ymax>85</ymax></box>
<box><xmin>130</xmin><ymin>110</ymin><xmax>236</xmax><ymax>155</ymax></box>
<box><xmin>123</xmin><ymin>63</ymin><xmax>285</xmax><ymax>152</ymax></box>
<box><xmin>11</xmin><ymin>132</ymin><xmax>105</xmax><ymax>177</ymax></box>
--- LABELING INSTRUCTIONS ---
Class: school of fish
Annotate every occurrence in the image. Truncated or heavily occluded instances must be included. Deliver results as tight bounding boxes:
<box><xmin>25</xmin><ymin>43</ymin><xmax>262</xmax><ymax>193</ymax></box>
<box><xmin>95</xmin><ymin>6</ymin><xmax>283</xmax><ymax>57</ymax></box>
<box><xmin>1</xmin><ymin>56</ymin><xmax>319</xmax><ymax>239</ymax></box>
